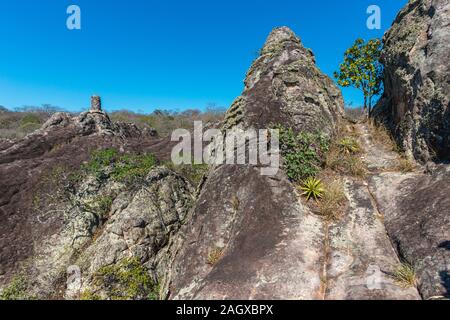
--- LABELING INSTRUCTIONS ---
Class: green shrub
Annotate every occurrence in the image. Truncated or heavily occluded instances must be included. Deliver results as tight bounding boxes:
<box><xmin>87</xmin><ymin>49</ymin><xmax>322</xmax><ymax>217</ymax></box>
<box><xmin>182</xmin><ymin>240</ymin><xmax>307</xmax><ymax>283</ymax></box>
<box><xmin>83</xmin><ymin>149</ymin><xmax>157</xmax><ymax>184</ymax></box>
<box><xmin>83</xmin><ymin>148</ymin><xmax>119</xmax><ymax>177</ymax></box>
<box><xmin>165</xmin><ymin>163</ymin><xmax>208</xmax><ymax>186</ymax></box>
<box><xmin>19</xmin><ymin>122</ymin><xmax>41</xmax><ymax>133</ymax></box>
<box><xmin>86</xmin><ymin>195</ymin><xmax>113</xmax><ymax>219</ymax></box>
<box><xmin>20</xmin><ymin>113</ymin><xmax>42</xmax><ymax>127</ymax></box>
<box><xmin>95</xmin><ymin>258</ymin><xmax>158</xmax><ymax>300</ymax></box>
<box><xmin>0</xmin><ymin>276</ymin><xmax>30</xmax><ymax>300</ymax></box>
<box><xmin>276</xmin><ymin>125</ymin><xmax>329</xmax><ymax>182</ymax></box>
<box><xmin>112</xmin><ymin>153</ymin><xmax>157</xmax><ymax>183</ymax></box>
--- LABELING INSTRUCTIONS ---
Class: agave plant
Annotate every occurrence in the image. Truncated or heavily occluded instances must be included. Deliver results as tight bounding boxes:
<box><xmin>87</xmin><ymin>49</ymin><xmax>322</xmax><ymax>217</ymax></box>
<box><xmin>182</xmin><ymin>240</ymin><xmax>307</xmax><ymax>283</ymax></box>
<box><xmin>299</xmin><ymin>177</ymin><xmax>324</xmax><ymax>201</ymax></box>
<box><xmin>339</xmin><ymin>138</ymin><xmax>360</xmax><ymax>154</ymax></box>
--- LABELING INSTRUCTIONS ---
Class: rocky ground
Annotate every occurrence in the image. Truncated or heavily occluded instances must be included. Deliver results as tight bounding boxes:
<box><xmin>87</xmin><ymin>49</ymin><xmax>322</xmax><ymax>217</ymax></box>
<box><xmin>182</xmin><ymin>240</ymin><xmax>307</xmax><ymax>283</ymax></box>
<box><xmin>0</xmin><ymin>0</ymin><xmax>449</xmax><ymax>301</ymax></box>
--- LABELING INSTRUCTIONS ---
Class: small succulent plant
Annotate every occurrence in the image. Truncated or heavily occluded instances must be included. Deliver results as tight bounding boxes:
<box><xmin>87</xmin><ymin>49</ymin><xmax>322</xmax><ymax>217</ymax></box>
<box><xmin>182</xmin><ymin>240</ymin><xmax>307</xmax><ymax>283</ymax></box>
<box><xmin>339</xmin><ymin>138</ymin><xmax>360</xmax><ymax>154</ymax></box>
<box><xmin>299</xmin><ymin>177</ymin><xmax>324</xmax><ymax>201</ymax></box>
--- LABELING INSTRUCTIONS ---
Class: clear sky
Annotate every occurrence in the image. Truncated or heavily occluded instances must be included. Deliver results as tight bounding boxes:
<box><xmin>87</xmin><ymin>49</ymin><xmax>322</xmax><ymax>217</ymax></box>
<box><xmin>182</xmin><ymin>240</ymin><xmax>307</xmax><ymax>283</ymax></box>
<box><xmin>0</xmin><ymin>0</ymin><xmax>407</xmax><ymax>112</ymax></box>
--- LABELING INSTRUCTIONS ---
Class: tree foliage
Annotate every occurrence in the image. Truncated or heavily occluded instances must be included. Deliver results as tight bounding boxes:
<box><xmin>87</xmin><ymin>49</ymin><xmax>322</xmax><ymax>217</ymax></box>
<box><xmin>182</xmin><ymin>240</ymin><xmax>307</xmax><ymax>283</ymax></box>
<box><xmin>334</xmin><ymin>38</ymin><xmax>383</xmax><ymax>116</ymax></box>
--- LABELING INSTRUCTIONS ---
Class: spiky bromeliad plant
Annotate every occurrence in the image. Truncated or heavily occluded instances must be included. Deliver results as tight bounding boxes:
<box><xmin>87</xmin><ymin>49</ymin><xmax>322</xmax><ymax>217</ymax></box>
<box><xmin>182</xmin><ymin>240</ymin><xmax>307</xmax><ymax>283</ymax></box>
<box><xmin>299</xmin><ymin>177</ymin><xmax>324</xmax><ymax>202</ymax></box>
<box><xmin>339</xmin><ymin>138</ymin><xmax>360</xmax><ymax>154</ymax></box>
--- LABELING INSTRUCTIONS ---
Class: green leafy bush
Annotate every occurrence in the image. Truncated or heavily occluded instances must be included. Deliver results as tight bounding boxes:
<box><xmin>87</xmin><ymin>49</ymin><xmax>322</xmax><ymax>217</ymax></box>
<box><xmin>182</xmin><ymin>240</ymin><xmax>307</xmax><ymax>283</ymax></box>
<box><xmin>86</xmin><ymin>195</ymin><xmax>113</xmax><ymax>219</ymax></box>
<box><xmin>0</xmin><ymin>276</ymin><xmax>30</xmax><ymax>300</ymax></box>
<box><xmin>165</xmin><ymin>163</ymin><xmax>209</xmax><ymax>186</ymax></box>
<box><xmin>95</xmin><ymin>258</ymin><xmax>158</xmax><ymax>300</ymax></box>
<box><xmin>83</xmin><ymin>149</ymin><xmax>119</xmax><ymax>177</ymax></box>
<box><xmin>112</xmin><ymin>153</ymin><xmax>157</xmax><ymax>183</ymax></box>
<box><xmin>20</xmin><ymin>113</ymin><xmax>42</xmax><ymax>127</ymax></box>
<box><xmin>276</xmin><ymin>125</ymin><xmax>329</xmax><ymax>182</ymax></box>
<box><xmin>15</xmin><ymin>113</ymin><xmax>43</xmax><ymax>134</ymax></box>
<box><xmin>83</xmin><ymin>149</ymin><xmax>157</xmax><ymax>184</ymax></box>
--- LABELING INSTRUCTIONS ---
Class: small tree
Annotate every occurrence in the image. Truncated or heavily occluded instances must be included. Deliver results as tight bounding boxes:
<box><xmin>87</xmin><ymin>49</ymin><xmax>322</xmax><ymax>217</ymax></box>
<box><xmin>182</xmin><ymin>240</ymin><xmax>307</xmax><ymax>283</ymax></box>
<box><xmin>334</xmin><ymin>38</ymin><xmax>383</xmax><ymax>117</ymax></box>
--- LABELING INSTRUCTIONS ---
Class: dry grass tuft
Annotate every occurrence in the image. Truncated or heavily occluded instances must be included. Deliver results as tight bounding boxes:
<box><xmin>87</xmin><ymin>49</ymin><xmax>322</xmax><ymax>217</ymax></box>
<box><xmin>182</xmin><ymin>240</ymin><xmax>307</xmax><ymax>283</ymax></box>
<box><xmin>230</xmin><ymin>195</ymin><xmax>240</xmax><ymax>212</ymax></box>
<box><xmin>368</xmin><ymin>120</ymin><xmax>398</xmax><ymax>152</ymax></box>
<box><xmin>392</xmin><ymin>262</ymin><xmax>417</xmax><ymax>288</ymax></box>
<box><xmin>345</xmin><ymin>107</ymin><xmax>366</xmax><ymax>123</ymax></box>
<box><xmin>339</xmin><ymin>137</ymin><xmax>360</xmax><ymax>154</ymax></box>
<box><xmin>317</xmin><ymin>177</ymin><xmax>347</xmax><ymax>220</ymax></box>
<box><xmin>396</xmin><ymin>157</ymin><xmax>416</xmax><ymax>173</ymax></box>
<box><xmin>207</xmin><ymin>248</ymin><xmax>224</xmax><ymax>266</ymax></box>
<box><xmin>325</xmin><ymin>123</ymin><xmax>367</xmax><ymax>178</ymax></box>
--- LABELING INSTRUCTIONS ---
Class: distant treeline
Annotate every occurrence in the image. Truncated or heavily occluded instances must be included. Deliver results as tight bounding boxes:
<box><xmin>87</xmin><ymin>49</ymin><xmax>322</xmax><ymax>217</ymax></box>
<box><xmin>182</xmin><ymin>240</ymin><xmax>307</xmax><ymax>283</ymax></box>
<box><xmin>0</xmin><ymin>104</ymin><xmax>225</xmax><ymax>139</ymax></box>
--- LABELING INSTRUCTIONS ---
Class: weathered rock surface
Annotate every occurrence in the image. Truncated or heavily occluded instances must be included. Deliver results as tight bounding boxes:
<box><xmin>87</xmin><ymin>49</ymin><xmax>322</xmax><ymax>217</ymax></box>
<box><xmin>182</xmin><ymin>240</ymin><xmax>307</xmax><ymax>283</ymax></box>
<box><xmin>171</xmin><ymin>165</ymin><xmax>326</xmax><ymax>300</ymax></box>
<box><xmin>224</xmin><ymin>27</ymin><xmax>343</xmax><ymax>135</ymax></box>
<box><xmin>370</xmin><ymin>168</ymin><xmax>450</xmax><ymax>299</ymax></box>
<box><xmin>39</xmin><ymin>167</ymin><xmax>194</xmax><ymax>299</ymax></box>
<box><xmin>0</xmin><ymin>102</ymin><xmax>173</xmax><ymax>292</ymax></box>
<box><xmin>370</xmin><ymin>0</ymin><xmax>450</xmax><ymax>298</ymax></box>
<box><xmin>354</xmin><ymin>121</ymin><xmax>449</xmax><ymax>299</ymax></box>
<box><xmin>326</xmin><ymin>178</ymin><xmax>420</xmax><ymax>300</ymax></box>
<box><xmin>16</xmin><ymin>166</ymin><xmax>194</xmax><ymax>299</ymax></box>
<box><xmin>166</xmin><ymin>27</ymin><xmax>347</xmax><ymax>299</ymax></box>
<box><xmin>2</xmin><ymin>20</ymin><xmax>448</xmax><ymax>301</ymax></box>
<box><xmin>374</xmin><ymin>0</ymin><xmax>450</xmax><ymax>162</ymax></box>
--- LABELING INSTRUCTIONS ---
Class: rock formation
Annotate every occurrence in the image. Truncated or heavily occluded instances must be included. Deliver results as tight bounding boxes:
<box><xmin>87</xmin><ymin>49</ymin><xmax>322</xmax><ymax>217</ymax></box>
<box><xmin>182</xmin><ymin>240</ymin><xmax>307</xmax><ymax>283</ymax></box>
<box><xmin>374</xmin><ymin>0</ymin><xmax>450</xmax><ymax>163</ymax></box>
<box><xmin>1</xmin><ymin>11</ymin><xmax>449</xmax><ymax>300</ymax></box>
<box><xmin>0</xmin><ymin>98</ymin><xmax>170</xmax><ymax>296</ymax></box>
<box><xmin>370</xmin><ymin>166</ymin><xmax>450</xmax><ymax>299</ymax></box>
<box><xmin>224</xmin><ymin>27</ymin><xmax>343</xmax><ymax>135</ymax></box>
<box><xmin>165</xmin><ymin>24</ymin><xmax>449</xmax><ymax>300</ymax></box>
<box><xmin>165</xmin><ymin>28</ymin><xmax>416</xmax><ymax>300</ymax></box>
<box><xmin>369</xmin><ymin>0</ymin><xmax>450</xmax><ymax>298</ymax></box>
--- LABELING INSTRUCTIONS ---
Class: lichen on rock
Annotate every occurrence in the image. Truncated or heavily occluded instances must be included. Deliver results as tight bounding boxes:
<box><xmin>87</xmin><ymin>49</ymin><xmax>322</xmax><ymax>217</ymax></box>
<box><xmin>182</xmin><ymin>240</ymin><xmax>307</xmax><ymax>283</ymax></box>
<box><xmin>374</xmin><ymin>0</ymin><xmax>450</xmax><ymax>162</ymax></box>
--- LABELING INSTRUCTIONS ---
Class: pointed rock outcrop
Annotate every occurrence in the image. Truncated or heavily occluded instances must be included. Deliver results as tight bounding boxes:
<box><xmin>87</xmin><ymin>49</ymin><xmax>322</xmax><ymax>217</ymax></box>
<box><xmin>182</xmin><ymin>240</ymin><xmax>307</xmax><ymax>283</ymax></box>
<box><xmin>224</xmin><ymin>26</ymin><xmax>343</xmax><ymax>135</ymax></box>
<box><xmin>165</xmin><ymin>28</ymin><xmax>356</xmax><ymax>300</ymax></box>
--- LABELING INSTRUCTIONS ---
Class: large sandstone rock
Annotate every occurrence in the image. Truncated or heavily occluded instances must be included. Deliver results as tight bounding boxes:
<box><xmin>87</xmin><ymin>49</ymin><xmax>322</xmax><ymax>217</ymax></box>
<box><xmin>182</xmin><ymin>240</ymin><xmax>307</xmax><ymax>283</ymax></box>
<box><xmin>354</xmin><ymin>120</ymin><xmax>449</xmax><ymax>300</ymax></box>
<box><xmin>375</xmin><ymin>0</ymin><xmax>450</xmax><ymax>162</ymax></box>
<box><xmin>224</xmin><ymin>27</ymin><xmax>343</xmax><ymax>134</ymax></box>
<box><xmin>167</xmin><ymin>27</ymin><xmax>424</xmax><ymax>301</ymax></box>
<box><xmin>65</xmin><ymin>168</ymin><xmax>194</xmax><ymax>300</ymax></box>
<box><xmin>166</xmin><ymin>27</ymin><xmax>347</xmax><ymax>299</ymax></box>
<box><xmin>369</xmin><ymin>167</ymin><xmax>450</xmax><ymax>299</ymax></box>
<box><xmin>0</xmin><ymin>102</ymin><xmax>172</xmax><ymax>292</ymax></box>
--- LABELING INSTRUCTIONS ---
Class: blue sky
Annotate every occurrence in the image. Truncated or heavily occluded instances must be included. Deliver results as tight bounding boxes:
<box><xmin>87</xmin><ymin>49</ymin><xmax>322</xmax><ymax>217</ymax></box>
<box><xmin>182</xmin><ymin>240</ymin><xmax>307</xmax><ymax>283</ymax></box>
<box><xmin>0</xmin><ymin>0</ymin><xmax>406</xmax><ymax>112</ymax></box>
